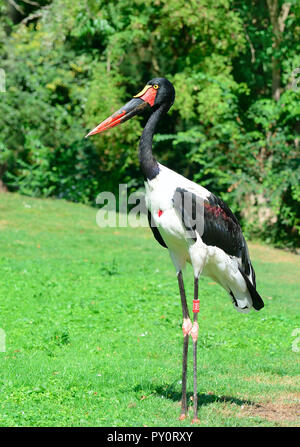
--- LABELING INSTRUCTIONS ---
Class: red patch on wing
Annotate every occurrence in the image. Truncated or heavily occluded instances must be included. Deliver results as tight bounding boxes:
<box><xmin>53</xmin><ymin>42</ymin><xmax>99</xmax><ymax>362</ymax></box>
<box><xmin>139</xmin><ymin>87</ymin><xmax>157</xmax><ymax>107</ymax></box>
<box><xmin>158</xmin><ymin>209</ymin><xmax>163</xmax><ymax>217</ymax></box>
<box><xmin>204</xmin><ymin>202</ymin><xmax>229</xmax><ymax>221</ymax></box>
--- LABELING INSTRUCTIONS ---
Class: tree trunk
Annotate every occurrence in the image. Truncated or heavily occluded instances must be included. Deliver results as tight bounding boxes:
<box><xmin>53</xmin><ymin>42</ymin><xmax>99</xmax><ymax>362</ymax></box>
<box><xmin>0</xmin><ymin>163</ymin><xmax>7</xmax><ymax>192</ymax></box>
<box><xmin>266</xmin><ymin>0</ymin><xmax>291</xmax><ymax>101</ymax></box>
<box><xmin>0</xmin><ymin>179</ymin><xmax>7</xmax><ymax>193</ymax></box>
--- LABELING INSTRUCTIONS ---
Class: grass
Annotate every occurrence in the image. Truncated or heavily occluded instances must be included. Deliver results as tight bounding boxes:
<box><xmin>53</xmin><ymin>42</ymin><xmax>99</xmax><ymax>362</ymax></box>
<box><xmin>0</xmin><ymin>192</ymin><xmax>299</xmax><ymax>427</ymax></box>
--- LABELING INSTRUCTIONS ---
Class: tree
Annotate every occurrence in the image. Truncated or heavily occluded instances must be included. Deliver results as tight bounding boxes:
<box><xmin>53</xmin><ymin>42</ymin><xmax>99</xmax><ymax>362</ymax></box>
<box><xmin>0</xmin><ymin>0</ymin><xmax>299</xmax><ymax>246</ymax></box>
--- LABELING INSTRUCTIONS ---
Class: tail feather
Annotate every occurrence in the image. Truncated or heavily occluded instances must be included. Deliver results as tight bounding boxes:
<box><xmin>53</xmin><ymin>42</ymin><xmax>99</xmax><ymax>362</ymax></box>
<box><xmin>250</xmin><ymin>261</ymin><xmax>256</xmax><ymax>288</ymax></box>
<box><xmin>238</xmin><ymin>267</ymin><xmax>264</xmax><ymax>311</ymax></box>
<box><xmin>229</xmin><ymin>290</ymin><xmax>251</xmax><ymax>313</ymax></box>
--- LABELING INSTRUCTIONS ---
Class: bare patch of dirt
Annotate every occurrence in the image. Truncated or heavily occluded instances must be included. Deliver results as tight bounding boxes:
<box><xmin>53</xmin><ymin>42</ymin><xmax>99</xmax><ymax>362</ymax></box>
<box><xmin>239</xmin><ymin>393</ymin><xmax>300</xmax><ymax>425</ymax></box>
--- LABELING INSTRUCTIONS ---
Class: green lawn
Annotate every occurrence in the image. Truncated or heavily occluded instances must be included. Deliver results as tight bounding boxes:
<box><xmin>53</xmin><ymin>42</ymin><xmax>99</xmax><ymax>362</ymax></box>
<box><xmin>0</xmin><ymin>192</ymin><xmax>299</xmax><ymax>427</ymax></box>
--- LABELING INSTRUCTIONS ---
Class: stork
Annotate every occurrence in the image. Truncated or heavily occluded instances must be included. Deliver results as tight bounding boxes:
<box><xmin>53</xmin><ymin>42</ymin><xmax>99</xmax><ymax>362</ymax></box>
<box><xmin>86</xmin><ymin>78</ymin><xmax>264</xmax><ymax>423</ymax></box>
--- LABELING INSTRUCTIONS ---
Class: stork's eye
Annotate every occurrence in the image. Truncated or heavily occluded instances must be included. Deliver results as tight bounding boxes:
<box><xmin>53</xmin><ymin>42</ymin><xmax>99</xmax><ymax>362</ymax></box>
<box><xmin>153</xmin><ymin>84</ymin><xmax>159</xmax><ymax>89</ymax></box>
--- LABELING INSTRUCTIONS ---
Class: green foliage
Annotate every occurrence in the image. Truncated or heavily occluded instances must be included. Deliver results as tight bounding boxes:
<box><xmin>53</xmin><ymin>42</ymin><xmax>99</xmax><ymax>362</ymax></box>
<box><xmin>0</xmin><ymin>0</ymin><xmax>299</xmax><ymax>247</ymax></box>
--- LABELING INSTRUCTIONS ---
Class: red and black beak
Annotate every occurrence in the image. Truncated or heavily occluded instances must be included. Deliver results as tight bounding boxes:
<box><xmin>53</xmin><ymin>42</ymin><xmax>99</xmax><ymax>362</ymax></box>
<box><xmin>85</xmin><ymin>84</ymin><xmax>158</xmax><ymax>137</ymax></box>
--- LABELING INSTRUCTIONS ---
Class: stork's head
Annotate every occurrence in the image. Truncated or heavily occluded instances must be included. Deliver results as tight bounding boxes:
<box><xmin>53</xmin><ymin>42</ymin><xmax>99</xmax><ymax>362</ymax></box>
<box><xmin>134</xmin><ymin>77</ymin><xmax>175</xmax><ymax>108</ymax></box>
<box><xmin>85</xmin><ymin>77</ymin><xmax>175</xmax><ymax>137</ymax></box>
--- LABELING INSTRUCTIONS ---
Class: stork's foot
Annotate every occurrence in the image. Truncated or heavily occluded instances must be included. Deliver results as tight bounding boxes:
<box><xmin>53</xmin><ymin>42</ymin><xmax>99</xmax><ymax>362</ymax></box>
<box><xmin>182</xmin><ymin>318</ymin><xmax>192</xmax><ymax>337</ymax></box>
<box><xmin>192</xmin><ymin>417</ymin><xmax>201</xmax><ymax>424</ymax></box>
<box><xmin>190</xmin><ymin>321</ymin><xmax>199</xmax><ymax>342</ymax></box>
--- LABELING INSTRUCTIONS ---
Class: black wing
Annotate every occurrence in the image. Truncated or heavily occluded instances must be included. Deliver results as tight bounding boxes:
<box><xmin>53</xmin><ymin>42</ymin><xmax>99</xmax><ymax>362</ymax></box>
<box><xmin>173</xmin><ymin>188</ymin><xmax>251</xmax><ymax>275</ymax></box>
<box><xmin>147</xmin><ymin>210</ymin><xmax>167</xmax><ymax>249</ymax></box>
<box><xmin>173</xmin><ymin>187</ymin><xmax>264</xmax><ymax>310</ymax></box>
<box><xmin>203</xmin><ymin>193</ymin><xmax>252</xmax><ymax>276</ymax></box>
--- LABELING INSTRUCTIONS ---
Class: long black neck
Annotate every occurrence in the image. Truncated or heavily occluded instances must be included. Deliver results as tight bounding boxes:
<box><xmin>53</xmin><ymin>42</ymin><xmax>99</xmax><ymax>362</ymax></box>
<box><xmin>138</xmin><ymin>104</ymin><xmax>168</xmax><ymax>180</ymax></box>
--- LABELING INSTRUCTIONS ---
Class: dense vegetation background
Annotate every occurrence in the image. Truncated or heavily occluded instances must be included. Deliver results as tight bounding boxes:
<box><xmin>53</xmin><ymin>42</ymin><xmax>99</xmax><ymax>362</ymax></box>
<box><xmin>0</xmin><ymin>0</ymin><xmax>299</xmax><ymax>248</ymax></box>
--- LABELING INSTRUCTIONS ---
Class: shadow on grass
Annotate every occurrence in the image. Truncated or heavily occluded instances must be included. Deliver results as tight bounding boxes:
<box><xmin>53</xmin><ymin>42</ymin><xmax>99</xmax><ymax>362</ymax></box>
<box><xmin>133</xmin><ymin>382</ymin><xmax>254</xmax><ymax>407</ymax></box>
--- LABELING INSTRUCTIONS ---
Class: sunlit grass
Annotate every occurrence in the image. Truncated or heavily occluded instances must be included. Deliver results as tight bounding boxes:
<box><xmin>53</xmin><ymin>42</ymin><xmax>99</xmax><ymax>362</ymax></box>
<box><xmin>0</xmin><ymin>193</ymin><xmax>299</xmax><ymax>426</ymax></box>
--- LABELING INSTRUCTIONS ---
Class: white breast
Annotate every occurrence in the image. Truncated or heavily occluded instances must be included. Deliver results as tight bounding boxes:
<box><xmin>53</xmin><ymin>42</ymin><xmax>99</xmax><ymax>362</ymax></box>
<box><xmin>145</xmin><ymin>163</ymin><xmax>210</xmax><ymax>211</ymax></box>
<box><xmin>144</xmin><ymin>163</ymin><xmax>210</xmax><ymax>270</ymax></box>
